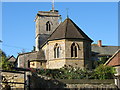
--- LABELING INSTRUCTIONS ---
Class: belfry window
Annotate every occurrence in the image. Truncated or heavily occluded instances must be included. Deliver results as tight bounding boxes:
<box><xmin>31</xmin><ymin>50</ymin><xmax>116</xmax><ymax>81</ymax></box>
<box><xmin>71</xmin><ymin>43</ymin><xmax>77</xmax><ymax>57</ymax></box>
<box><xmin>54</xmin><ymin>44</ymin><xmax>60</xmax><ymax>58</ymax></box>
<box><xmin>46</xmin><ymin>21</ymin><xmax>51</xmax><ymax>31</ymax></box>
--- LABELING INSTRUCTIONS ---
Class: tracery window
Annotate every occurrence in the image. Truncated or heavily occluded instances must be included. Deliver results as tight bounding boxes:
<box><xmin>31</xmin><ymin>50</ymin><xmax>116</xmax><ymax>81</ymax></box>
<box><xmin>54</xmin><ymin>43</ymin><xmax>60</xmax><ymax>58</ymax></box>
<box><xmin>71</xmin><ymin>43</ymin><xmax>78</xmax><ymax>57</ymax></box>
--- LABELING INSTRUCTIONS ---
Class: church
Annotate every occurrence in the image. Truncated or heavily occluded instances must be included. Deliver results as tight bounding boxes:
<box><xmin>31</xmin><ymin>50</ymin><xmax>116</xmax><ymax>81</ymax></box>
<box><xmin>15</xmin><ymin>2</ymin><xmax>107</xmax><ymax>70</ymax></box>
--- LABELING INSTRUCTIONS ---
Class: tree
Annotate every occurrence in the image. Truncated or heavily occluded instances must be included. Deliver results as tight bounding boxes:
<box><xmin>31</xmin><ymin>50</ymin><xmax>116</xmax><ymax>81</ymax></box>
<box><xmin>0</xmin><ymin>49</ymin><xmax>13</xmax><ymax>70</ymax></box>
<box><xmin>94</xmin><ymin>64</ymin><xmax>116</xmax><ymax>79</ymax></box>
<box><xmin>98</xmin><ymin>56</ymin><xmax>108</xmax><ymax>65</ymax></box>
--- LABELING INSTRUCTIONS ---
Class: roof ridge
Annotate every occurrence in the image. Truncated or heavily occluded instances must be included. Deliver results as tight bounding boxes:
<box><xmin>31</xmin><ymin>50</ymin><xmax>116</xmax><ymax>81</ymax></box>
<box><xmin>18</xmin><ymin>51</ymin><xmax>37</xmax><ymax>55</ymax></box>
<box><xmin>7</xmin><ymin>55</ymin><xmax>16</xmax><ymax>60</ymax></box>
<box><xmin>65</xmin><ymin>18</ymin><xmax>69</xmax><ymax>38</ymax></box>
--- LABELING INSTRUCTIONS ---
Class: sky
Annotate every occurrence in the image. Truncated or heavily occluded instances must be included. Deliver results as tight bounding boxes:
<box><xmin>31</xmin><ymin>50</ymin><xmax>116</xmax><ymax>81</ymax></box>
<box><xmin>1</xmin><ymin>2</ymin><xmax>118</xmax><ymax>57</ymax></box>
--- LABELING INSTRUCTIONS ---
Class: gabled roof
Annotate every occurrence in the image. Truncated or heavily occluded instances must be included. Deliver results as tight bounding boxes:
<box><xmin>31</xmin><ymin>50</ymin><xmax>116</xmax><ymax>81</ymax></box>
<box><xmin>7</xmin><ymin>55</ymin><xmax>16</xmax><ymax>62</ymax></box>
<box><xmin>104</xmin><ymin>49</ymin><xmax>120</xmax><ymax>66</ymax></box>
<box><xmin>48</xmin><ymin>18</ymin><xmax>93</xmax><ymax>42</ymax></box>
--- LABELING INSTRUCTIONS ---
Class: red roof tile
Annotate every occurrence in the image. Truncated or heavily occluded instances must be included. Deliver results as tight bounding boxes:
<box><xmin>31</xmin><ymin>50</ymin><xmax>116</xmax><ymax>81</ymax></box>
<box><xmin>105</xmin><ymin>49</ymin><xmax>120</xmax><ymax>66</ymax></box>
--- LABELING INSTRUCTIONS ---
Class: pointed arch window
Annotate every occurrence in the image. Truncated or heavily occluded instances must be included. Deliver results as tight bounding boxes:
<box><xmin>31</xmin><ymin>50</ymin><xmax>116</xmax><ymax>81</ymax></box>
<box><xmin>71</xmin><ymin>43</ymin><xmax>77</xmax><ymax>57</ymax></box>
<box><xmin>54</xmin><ymin>44</ymin><xmax>60</xmax><ymax>58</ymax></box>
<box><xmin>46</xmin><ymin>21</ymin><xmax>51</xmax><ymax>31</ymax></box>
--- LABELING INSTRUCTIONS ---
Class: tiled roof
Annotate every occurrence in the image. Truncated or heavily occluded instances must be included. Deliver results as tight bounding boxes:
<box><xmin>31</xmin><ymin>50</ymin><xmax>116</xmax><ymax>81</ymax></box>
<box><xmin>104</xmin><ymin>49</ymin><xmax>120</xmax><ymax>66</ymax></box>
<box><xmin>92</xmin><ymin>46</ymin><xmax>120</xmax><ymax>56</ymax></box>
<box><xmin>48</xmin><ymin>18</ymin><xmax>93</xmax><ymax>42</ymax></box>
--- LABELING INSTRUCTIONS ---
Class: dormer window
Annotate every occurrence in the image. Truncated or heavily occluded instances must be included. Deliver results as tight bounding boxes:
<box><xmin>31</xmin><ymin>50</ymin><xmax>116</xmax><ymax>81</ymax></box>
<box><xmin>46</xmin><ymin>21</ymin><xmax>51</xmax><ymax>31</ymax></box>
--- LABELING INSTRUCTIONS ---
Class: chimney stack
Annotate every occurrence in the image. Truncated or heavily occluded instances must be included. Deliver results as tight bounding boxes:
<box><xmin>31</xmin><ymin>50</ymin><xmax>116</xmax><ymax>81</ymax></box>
<box><xmin>98</xmin><ymin>40</ymin><xmax>102</xmax><ymax>47</ymax></box>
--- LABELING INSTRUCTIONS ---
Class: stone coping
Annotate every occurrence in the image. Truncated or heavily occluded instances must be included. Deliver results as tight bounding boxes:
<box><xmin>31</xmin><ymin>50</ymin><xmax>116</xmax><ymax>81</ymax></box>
<box><xmin>57</xmin><ymin>79</ymin><xmax>114</xmax><ymax>84</ymax></box>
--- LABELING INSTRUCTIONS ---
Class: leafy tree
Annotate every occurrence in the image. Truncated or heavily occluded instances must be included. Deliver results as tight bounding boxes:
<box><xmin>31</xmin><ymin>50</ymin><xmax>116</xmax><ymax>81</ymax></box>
<box><xmin>98</xmin><ymin>56</ymin><xmax>108</xmax><ymax>65</ymax></box>
<box><xmin>94</xmin><ymin>64</ymin><xmax>116</xmax><ymax>80</ymax></box>
<box><xmin>0</xmin><ymin>49</ymin><xmax>13</xmax><ymax>70</ymax></box>
<box><xmin>92</xmin><ymin>56</ymin><xmax>110</xmax><ymax>69</ymax></box>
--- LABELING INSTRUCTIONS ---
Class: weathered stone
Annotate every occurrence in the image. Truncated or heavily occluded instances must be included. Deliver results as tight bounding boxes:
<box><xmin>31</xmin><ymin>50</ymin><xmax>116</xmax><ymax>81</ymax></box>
<box><xmin>1</xmin><ymin>72</ymin><xmax>24</xmax><ymax>89</ymax></box>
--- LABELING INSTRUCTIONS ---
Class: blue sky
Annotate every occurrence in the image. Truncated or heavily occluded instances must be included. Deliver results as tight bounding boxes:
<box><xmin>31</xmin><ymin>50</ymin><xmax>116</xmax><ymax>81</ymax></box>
<box><xmin>2</xmin><ymin>2</ymin><xmax>118</xmax><ymax>57</ymax></box>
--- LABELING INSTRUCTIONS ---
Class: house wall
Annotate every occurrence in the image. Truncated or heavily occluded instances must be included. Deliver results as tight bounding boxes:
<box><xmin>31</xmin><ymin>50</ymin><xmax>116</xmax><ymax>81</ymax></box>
<box><xmin>114</xmin><ymin>66</ymin><xmax>120</xmax><ymax>76</ymax></box>
<box><xmin>113</xmin><ymin>66</ymin><xmax>120</xmax><ymax>88</ymax></box>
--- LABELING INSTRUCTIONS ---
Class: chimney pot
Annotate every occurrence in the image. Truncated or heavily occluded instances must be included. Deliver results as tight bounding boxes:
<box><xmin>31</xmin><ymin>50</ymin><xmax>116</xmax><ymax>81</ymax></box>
<box><xmin>98</xmin><ymin>40</ymin><xmax>102</xmax><ymax>47</ymax></box>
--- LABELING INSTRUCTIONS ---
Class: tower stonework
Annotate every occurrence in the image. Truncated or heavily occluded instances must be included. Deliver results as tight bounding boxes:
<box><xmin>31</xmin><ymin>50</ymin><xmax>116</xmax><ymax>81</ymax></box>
<box><xmin>35</xmin><ymin>10</ymin><xmax>61</xmax><ymax>51</ymax></box>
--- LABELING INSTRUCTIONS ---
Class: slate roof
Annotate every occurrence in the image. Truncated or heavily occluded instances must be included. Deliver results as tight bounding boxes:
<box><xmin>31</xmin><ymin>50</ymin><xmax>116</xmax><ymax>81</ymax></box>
<box><xmin>36</xmin><ymin>50</ymin><xmax>46</xmax><ymax>61</ymax></box>
<box><xmin>104</xmin><ymin>49</ymin><xmax>120</xmax><ymax>66</ymax></box>
<box><xmin>17</xmin><ymin>50</ymin><xmax>46</xmax><ymax>62</ymax></box>
<box><xmin>92</xmin><ymin>45</ymin><xmax>120</xmax><ymax>56</ymax></box>
<box><xmin>48</xmin><ymin>18</ymin><xmax>93</xmax><ymax>42</ymax></box>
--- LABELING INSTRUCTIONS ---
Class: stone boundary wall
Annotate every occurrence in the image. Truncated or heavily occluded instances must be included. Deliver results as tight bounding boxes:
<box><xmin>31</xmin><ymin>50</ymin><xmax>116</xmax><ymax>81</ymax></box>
<box><xmin>57</xmin><ymin>79</ymin><xmax>114</xmax><ymax>84</ymax></box>
<box><xmin>1</xmin><ymin>71</ymin><xmax>25</xmax><ymax>89</ymax></box>
<box><xmin>66</xmin><ymin>84</ymin><xmax>117</xmax><ymax>89</ymax></box>
<box><xmin>29</xmin><ymin>73</ymin><xmax>118</xmax><ymax>89</ymax></box>
<box><xmin>29</xmin><ymin>73</ymin><xmax>65</xmax><ymax>89</ymax></box>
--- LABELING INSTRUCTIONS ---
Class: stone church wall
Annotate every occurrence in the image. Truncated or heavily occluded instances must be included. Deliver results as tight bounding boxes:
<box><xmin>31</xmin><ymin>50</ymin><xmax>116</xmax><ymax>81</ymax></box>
<box><xmin>65</xmin><ymin>59</ymin><xmax>84</xmax><ymax>69</ymax></box>
<box><xmin>65</xmin><ymin>40</ymin><xmax>84</xmax><ymax>58</ymax></box>
<box><xmin>42</xmin><ymin>39</ymin><xmax>92</xmax><ymax>69</ymax></box>
<box><xmin>47</xmin><ymin>59</ymin><xmax>66</xmax><ymax>69</ymax></box>
<box><xmin>48</xmin><ymin>40</ymin><xmax>66</xmax><ymax>60</ymax></box>
<box><xmin>35</xmin><ymin>11</ymin><xmax>60</xmax><ymax>50</ymax></box>
<box><xmin>17</xmin><ymin>52</ymin><xmax>37</xmax><ymax>68</ymax></box>
<box><xmin>65</xmin><ymin>40</ymin><xmax>85</xmax><ymax>68</ymax></box>
<box><xmin>43</xmin><ymin>40</ymin><xmax>66</xmax><ymax>69</ymax></box>
<box><xmin>83</xmin><ymin>41</ymin><xmax>92</xmax><ymax>69</ymax></box>
<box><xmin>36</xmin><ymin>16</ymin><xmax>59</xmax><ymax>35</ymax></box>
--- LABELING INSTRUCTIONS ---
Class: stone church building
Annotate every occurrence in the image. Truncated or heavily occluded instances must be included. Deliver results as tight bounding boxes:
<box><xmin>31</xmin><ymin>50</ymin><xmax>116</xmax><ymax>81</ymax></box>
<box><xmin>17</xmin><ymin>8</ymin><xmax>93</xmax><ymax>69</ymax></box>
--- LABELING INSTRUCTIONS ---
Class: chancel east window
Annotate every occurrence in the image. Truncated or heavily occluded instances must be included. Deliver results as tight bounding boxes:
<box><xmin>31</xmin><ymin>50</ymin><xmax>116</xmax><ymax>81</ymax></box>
<box><xmin>54</xmin><ymin>44</ymin><xmax>60</xmax><ymax>58</ymax></box>
<box><xmin>71</xmin><ymin>43</ymin><xmax>77</xmax><ymax>57</ymax></box>
<box><xmin>46</xmin><ymin>21</ymin><xmax>51</xmax><ymax>31</ymax></box>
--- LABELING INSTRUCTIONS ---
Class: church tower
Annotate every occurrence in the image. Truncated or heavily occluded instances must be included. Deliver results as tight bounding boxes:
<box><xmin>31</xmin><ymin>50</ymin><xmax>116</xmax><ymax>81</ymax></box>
<box><xmin>35</xmin><ymin>3</ymin><xmax>61</xmax><ymax>51</ymax></box>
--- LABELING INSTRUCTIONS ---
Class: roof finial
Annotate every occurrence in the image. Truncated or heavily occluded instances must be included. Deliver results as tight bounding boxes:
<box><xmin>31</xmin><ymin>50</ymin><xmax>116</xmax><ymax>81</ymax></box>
<box><xmin>66</xmin><ymin>8</ymin><xmax>69</xmax><ymax>18</ymax></box>
<box><xmin>52</xmin><ymin>0</ymin><xmax>55</xmax><ymax>11</ymax></box>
